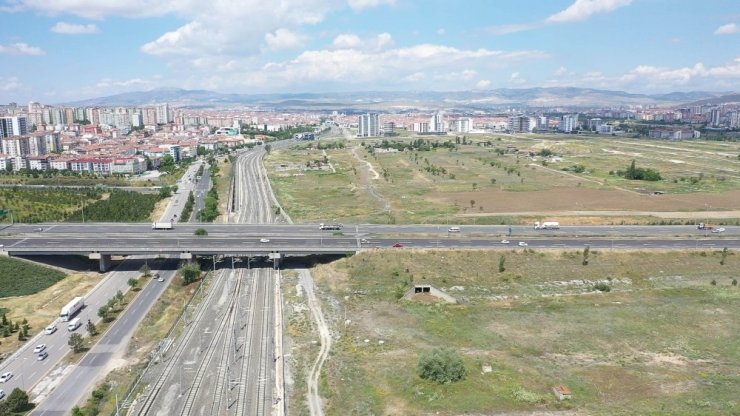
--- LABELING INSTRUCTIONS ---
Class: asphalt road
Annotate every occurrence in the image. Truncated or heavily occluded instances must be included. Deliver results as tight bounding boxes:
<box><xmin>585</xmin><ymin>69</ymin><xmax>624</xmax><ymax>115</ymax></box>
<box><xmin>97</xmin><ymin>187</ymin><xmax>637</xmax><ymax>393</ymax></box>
<box><xmin>30</xmin><ymin>259</ymin><xmax>179</xmax><ymax>416</ymax></box>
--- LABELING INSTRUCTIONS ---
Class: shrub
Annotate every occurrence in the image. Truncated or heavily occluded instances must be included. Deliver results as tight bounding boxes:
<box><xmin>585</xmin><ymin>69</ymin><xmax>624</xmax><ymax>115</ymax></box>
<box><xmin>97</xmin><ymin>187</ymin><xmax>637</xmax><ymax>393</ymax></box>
<box><xmin>418</xmin><ymin>347</ymin><xmax>467</xmax><ymax>384</ymax></box>
<box><xmin>593</xmin><ymin>283</ymin><xmax>611</xmax><ymax>292</ymax></box>
<box><xmin>194</xmin><ymin>228</ymin><xmax>208</xmax><ymax>236</ymax></box>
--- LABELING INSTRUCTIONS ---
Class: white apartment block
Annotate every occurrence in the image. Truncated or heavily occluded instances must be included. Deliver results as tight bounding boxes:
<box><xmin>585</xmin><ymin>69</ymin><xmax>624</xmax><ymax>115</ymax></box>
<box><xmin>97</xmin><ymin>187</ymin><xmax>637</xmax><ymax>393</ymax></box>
<box><xmin>0</xmin><ymin>116</ymin><xmax>28</xmax><ymax>138</ymax></box>
<box><xmin>358</xmin><ymin>113</ymin><xmax>380</xmax><ymax>137</ymax></box>
<box><xmin>560</xmin><ymin>114</ymin><xmax>579</xmax><ymax>132</ymax></box>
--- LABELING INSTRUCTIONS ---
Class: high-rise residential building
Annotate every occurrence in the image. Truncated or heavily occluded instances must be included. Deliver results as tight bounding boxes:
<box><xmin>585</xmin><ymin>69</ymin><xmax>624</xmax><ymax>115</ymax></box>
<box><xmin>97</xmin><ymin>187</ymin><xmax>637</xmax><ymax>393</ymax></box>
<box><xmin>588</xmin><ymin>118</ymin><xmax>603</xmax><ymax>131</ymax></box>
<box><xmin>358</xmin><ymin>113</ymin><xmax>380</xmax><ymax>137</ymax></box>
<box><xmin>537</xmin><ymin>116</ymin><xmax>549</xmax><ymax>130</ymax></box>
<box><xmin>143</xmin><ymin>107</ymin><xmax>157</xmax><ymax>126</ymax></box>
<box><xmin>413</xmin><ymin>122</ymin><xmax>430</xmax><ymax>133</ymax></box>
<box><xmin>156</xmin><ymin>103</ymin><xmax>171</xmax><ymax>124</ymax></box>
<box><xmin>1</xmin><ymin>136</ymin><xmax>31</xmax><ymax>157</ymax></box>
<box><xmin>383</xmin><ymin>121</ymin><xmax>396</xmax><ymax>136</ymax></box>
<box><xmin>430</xmin><ymin>112</ymin><xmax>445</xmax><ymax>132</ymax></box>
<box><xmin>50</xmin><ymin>108</ymin><xmax>66</xmax><ymax>126</ymax></box>
<box><xmin>64</xmin><ymin>107</ymin><xmax>75</xmax><ymax>125</ymax></box>
<box><xmin>452</xmin><ymin>118</ymin><xmax>472</xmax><ymax>133</ymax></box>
<box><xmin>131</xmin><ymin>112</ymin><xmax>144</xmax><ymax>128</ymax></box>
<box><xmin>560</xmin><ymin>114</ymin><xmax>579</xmax><ymax>132</ymax></box>
<box><xmin>507</xmin><ymin>115</ymin><xmax>530</xmax><ymax>133</ymax></box>
<box><xmin>0</xmin><ymin>116</ymin><xmax>28</xmax><ymax>138</ymax></box>
<box><xmin>729</xmin><ymin>111</ymin><xmax>740</xmax><ymax>129</ymax></box>
<box><xmin>710</xmin><ymin>109</ymin><xmax>721</xmax><ymax>126</ymax></box>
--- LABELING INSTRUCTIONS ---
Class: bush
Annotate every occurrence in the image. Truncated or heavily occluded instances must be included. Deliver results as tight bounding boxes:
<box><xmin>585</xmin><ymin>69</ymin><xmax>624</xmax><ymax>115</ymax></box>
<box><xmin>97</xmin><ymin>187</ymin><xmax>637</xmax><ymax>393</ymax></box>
<box><xmin>4</xmin><ymin>388</ymin><xmax>32</xmax><ymax>412</ymax></box>
<box><xmin>180</xmin><ymin>264</ymin><xmax>201</xmax><ymax>286</ymax></box>
<box><xmin>194</xmin><ymin>228</ymin><xmax>208</xmax><ymax>236</ymax></box>
<box><xmin>593</xmin><ymin>282</ymin><xmax>611</xmax><ymax>292</ymax></box>
<box><xmin>418</xmin><ymin>347</ymin><xmax>467</xmax><ymax>384</ymax></box>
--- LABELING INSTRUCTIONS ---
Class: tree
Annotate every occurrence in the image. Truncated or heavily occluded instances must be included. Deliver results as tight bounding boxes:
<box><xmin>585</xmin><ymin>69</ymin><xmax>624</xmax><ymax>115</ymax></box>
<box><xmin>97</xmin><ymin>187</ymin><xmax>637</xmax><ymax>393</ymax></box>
<box><xmin>86</xmin><ymin>320</ymin><xmax>97</xmax><ymax>336</ymax></box>
<box><xmin>98</xmin><ymin>305</ymin><xmax>110</xmax><ymax>321</ymax></box>
<box><xmin>180</xmin><ymin>264</ymin><xmax>201</xmax><ymax>286</ymax></box>
<box><xmin>4</xmin><ymin>388</ymin><xmax>31</xmax><ymax>413</ymax></box>
<box><xmin>582</xmin><ymin>246</ymin><xmax>590</xmax><ymax>266</ymax></box>
<box><xmin>720</xmin><ymin>247</ymin><xmax>729</xmax><ymax>265</ymax></box>
<box><xmin>17</xmin><ymin>329</ymin><xmax>24</xmax><ymax>341</ymax></box>
<box><xmin>68</xmin><ymin>333</ymin><xmax>84</xmax><ymax>353</ymax></box>
<box><xmin>417</xmin><ymin>347</ymin><xmax>467</xmax><ymax>384</ymax></box>
<box><xmin>139</xmin><ymin>263</ymin><xmax>151</xmax><ymax>277</ymax></box>
<box><xmin>128</xmin><ymin>277</ymin><xmax>139</xmax><ymax>289</ymax></box>
<box><xmin>498</xmin><ymin>255</ymin><xmax>506</xmax><ymax>273</ymax></box>
<box><xmin>194</xmin><ymin>228</ymin><xmax>208</xmax><ymax>236</ymax></box>
<box><xmin>264</xmin><ymin>144</ymin><xmax>272</xmax><ymax>153</ymax></box>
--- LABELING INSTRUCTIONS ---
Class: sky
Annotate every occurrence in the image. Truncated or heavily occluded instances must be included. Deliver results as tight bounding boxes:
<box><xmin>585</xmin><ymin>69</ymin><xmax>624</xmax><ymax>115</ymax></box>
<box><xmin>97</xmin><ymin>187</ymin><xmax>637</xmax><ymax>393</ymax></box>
<box><xmin>0</xmin><ymin>0</ymin><xmax>739</xmax><ymax>103</ymax></box>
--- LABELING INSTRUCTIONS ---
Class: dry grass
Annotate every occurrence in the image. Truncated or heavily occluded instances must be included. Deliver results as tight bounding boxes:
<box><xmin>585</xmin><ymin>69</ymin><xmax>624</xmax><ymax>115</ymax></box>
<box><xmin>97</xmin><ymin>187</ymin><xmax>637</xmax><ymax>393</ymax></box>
<box><xmin>307</xmin><ymin>250</ymin><xmax>740</xmax><ymax>415</ymax></box>
<box><xmin>0</xmin><ymin>270</ymin><xmax>99</xmax><ymax>360</ymax></box>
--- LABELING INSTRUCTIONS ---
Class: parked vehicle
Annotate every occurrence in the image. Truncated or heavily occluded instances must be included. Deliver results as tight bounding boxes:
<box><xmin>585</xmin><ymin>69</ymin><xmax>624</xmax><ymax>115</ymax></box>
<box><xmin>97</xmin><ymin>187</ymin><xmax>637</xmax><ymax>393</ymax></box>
<box><xmin>60</xmin><ymin>297</ymin><xmax>84</xmax><ymax>322</ymax></box>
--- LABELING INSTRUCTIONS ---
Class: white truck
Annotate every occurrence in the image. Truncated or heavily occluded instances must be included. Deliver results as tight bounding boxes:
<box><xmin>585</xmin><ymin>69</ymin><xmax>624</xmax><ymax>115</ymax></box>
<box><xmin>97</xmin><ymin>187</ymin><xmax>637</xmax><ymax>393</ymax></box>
<box><xmin>60</xmin><ymin>296</ymin><xmax>84</xmax><ymax>322</ymax></box>
<box><xmin>67</xmin><ymin>317</ymin><xmax>81</xmax><ymax>332</ymax></box>
<box><xmin>319</xmin><ymin>223</ymin><xmax>343</xmax><ymax>230</ymax></box>
<box><xmin>534</xmin><ymin>221</ymin><xmax>560</xmax><ymax>230</ymax></box>
<box><xmin>152</xmin><ymin>221</ymin><xmax>174</xmax><ymax>230</ymax></box>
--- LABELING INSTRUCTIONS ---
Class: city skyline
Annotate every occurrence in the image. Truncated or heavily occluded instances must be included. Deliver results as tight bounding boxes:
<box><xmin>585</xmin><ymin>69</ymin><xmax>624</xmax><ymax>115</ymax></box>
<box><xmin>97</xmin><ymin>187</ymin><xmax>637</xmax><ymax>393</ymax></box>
<box><xmin>1</xmin><ymin>0</ymin><xmax>739</xmax><ymax>103</ymax></box>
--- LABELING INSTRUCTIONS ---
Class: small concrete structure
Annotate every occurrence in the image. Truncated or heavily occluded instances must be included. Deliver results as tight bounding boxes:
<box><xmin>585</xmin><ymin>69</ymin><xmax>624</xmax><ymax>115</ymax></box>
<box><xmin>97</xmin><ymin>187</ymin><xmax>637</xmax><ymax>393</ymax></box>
<box><xmin>552</xmin><ymin>385</ymin><xmax>572</xmax><ymax>401</ymax></box>
<box><xmin>403</xmin><ymin>284</ymin><xmax>457</xmax><ymax>303</ymax></box>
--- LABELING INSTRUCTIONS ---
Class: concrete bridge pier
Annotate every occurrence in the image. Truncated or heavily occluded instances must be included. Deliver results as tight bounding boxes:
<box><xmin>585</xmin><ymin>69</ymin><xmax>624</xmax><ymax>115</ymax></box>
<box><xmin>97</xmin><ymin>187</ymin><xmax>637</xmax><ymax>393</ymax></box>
<box><xmin>89</xmin><ymin>252</ymin><xmax>112</xmax><ymax>272</ymax></box>
<box><xmin>269</xmin><ymin>252</ymin><xmax>281</xmax><ymax>270</ymax></box>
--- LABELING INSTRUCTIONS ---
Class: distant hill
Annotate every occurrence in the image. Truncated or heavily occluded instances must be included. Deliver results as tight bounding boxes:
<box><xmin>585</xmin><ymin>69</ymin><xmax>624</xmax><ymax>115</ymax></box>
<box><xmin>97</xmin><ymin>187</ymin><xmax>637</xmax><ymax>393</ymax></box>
<box><xmin>60</xmin><ymin>87</ymin><xmax>730</xmax><ymax>110</ymax></box>
<box><xmin>684</xmin><ymin>93</ymin><xmax>740</xmax><ymax>106</ymax></box>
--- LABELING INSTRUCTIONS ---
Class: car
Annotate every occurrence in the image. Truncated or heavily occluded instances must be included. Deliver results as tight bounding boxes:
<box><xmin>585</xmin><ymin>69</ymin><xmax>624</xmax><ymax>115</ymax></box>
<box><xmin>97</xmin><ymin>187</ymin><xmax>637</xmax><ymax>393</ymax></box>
<box><xmin>154</xmin><ymin>273</ymin><xmax>160</xmax><ymax>278</ymax></box>
<box><xmin>260</xmin><ymin>238</ymin><xmax>270</xmax><ymax>243</ymax></box>
<box><xmin>448</xmin><ymin>227</ymin><xmax>461</xmax><ymax>233</ymax></box>
<box><xmin>392</xmin><ymin>242</ymin><xmax>404</xmax><ymax>248</ymax></box>
<box><xmin>158</xmin><ymin>276</ymin><xmax>165</xmax><ymax>282</ymax></box>
<box><xmin>500</xmin><ymin>240</ymin><xmax>510</xmax><ymax>244</ymax></box>
<box><xmin>518</xmin><ymin>242</ymin><xmax>528</xmax><ymax>247</ymax></box>
<box><xmin>711</xmin><ymin>227</ymin><xmax>726</xmax><ymax>233</ymax></box>
<box><xmin>45</xmin><ymin>324</ymin><xmax>57</xmax><ymax>335</ymax></box>
<box><xmin>0</xmin><ymin>372</ymin><xmax>12</xmax><ymax>383</ymax></box>
<box><xmin>33</xmin><ymin>344</ymin><xmax>46</xmax><ymax>353</ymax></box>
<box><xmin>0</xmin><ymin>244</ymin><xmax>4</xmax><ymax>248</ymax></box>
<box><xmin>0</xmin><ymin>389</ymin><xmax>5</xmax><ymax>400</ymax></box>
<box><xmin>360</xmin><ymin>238</ymin><xmax>370</xmax><ymax>244</ymax></box>
<box><xmin>35</xmin><ymin>227</ymin><xmax>43</xmax><ymax>232</ymax></box>
<box><xmin>37</xmin><ymin>351</ymin><xmax>48</xmax><ymax>361</ymax></box>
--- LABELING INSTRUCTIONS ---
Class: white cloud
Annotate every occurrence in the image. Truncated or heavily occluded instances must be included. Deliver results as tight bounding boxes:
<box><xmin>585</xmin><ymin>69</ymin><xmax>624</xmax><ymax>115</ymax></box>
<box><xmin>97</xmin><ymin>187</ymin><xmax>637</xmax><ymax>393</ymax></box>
<box><xmin>546</xmin><ymin>0</ymin><xmax>632</xmax><ymax>24</ymax></box>
<box><xmin>332</xmin><ymin>32</ymin><xmax>393</xmax><ymax>51</ymax></box>
<box><xmin>510</xmin><ymin>72</ymin><xmax>526</xmax><ymax>85</ymax></box>
<box><xmin>51</xmin><ymin>22</ymin><xmax>100</xmax><ymax>34</ymax></box>
<box><xmin>714</xmin><ymin>23</ymin><xmax>739</xmax><ymax>35</ymax></box>
<box><xmin>0</xmin><ymin>76</ymin><xmax>22</xmax><ymax>91</ymax></box>
<box><xmin>554</xmin><ymin>66</ymin><xmax>568</xmax><ymax>76</ymax></box>
<box><xmin>264</xmin><ymin>28</ymin><xmax>305</xmax><ymax>51</ymax></box>
<box><xmin>475</xmin><ymin>80</ymin><xmax>491</xmax><ymax>89</ymax></box>
<box><xmin>347</xmin><ymin>0</ymin><xmax>395</xmax><ymax>11</ymax></box>
<box><xmin>0</xmin><ymin>42</ymin><xmax>45</xmax><ymax>55</ymax></box>
<box><xmin>491</xmin><ymin>0</ymin><xmax>631</xmax><ymax>35</ymax></box>
<box><xmin>436</xmin><ymin>28</ymin><xmax>445</xmax><ymax>36</ymax></box>
<box><xmin>404</xmin><ymin>72</ymin><xmax>425</xmax><ymax>82</ymax></box>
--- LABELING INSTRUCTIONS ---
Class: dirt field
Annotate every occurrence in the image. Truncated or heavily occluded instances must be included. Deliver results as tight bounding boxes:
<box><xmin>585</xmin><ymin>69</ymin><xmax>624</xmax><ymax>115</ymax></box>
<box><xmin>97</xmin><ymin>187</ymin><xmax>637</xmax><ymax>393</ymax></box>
<box><xmin>292</xmin><ymin>250</ymin><xmax>739</xmax><ymax>416</ymax></box>
<box><xmin>267</xmin><ymin>135</ymin><xmax>740</xmax><ymax>224</ymax></box>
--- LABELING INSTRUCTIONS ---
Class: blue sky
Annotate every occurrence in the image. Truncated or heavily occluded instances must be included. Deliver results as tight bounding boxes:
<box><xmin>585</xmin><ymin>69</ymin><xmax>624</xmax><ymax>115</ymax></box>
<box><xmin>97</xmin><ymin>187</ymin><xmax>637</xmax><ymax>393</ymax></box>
<box><xmin>1</xmin><ymin>0</ymin><xmax>739</xmax><ymax>103</ymax></box>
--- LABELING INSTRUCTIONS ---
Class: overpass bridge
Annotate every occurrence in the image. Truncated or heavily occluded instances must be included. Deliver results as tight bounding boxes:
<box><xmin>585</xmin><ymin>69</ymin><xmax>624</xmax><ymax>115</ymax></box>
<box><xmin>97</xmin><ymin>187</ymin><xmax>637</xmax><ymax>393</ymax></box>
<box><xmin>1</xmin><ymin>222</ymin><xmax>738</xmax><ymax>271</ymax></box>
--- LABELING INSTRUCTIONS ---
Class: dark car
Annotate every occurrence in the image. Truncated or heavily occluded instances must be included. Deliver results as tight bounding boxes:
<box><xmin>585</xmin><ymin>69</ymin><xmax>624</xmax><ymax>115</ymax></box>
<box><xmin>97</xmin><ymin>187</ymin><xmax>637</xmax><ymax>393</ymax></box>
<box><xmin>392</xmin><ymin>242</ymin><xmax>403</xmax><ymax>248</ymax></box>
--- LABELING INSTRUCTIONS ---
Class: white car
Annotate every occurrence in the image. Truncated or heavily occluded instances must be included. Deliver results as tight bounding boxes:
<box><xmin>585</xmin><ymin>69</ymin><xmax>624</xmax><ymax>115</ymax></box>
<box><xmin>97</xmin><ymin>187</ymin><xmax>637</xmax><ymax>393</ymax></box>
<box><xmin>259</xmin><ymin>238</ymin><xmax>270</xmax><ymax>243</ymax></box>
<box><xmin>158</xmin><ymin>276</ymin><xmax>165</xmax><ymax>282</ymax></box>
<box><xmin>33</xmin><ymin>344</ymin><xmax>47</xmax><ymax>353</ymax></box>
<box><xmin>0</xmin><ymin>372</ymin><xmax>12</xmax><ymax>383</ymax></box>
<box><xmin>500</xmin><ymin>240</ymin><xmax>510</xmax><ymax>244</ymax></box>
<box><xmin>45</xmin><ymin>324</ymin><xmax>57</xmax><ymax>335</ymax></box>
<box><xmin>0</xmin><ymin>389</ymin><xmax>5</xmax><ymax>400</ymax></box>
<box><xmin>711</xmin><ymin>227</ymin><xmax>726</xmax><ymax>233</ymax></box>
<box><xmin>360</xmin><ymin>238</ymin><xmax>370</xmax><ymax>244</ymax></box>
<box><xmin>37</xmin><ymin>351</ymin><xmax>48</xmax><ymax>361</ymax></box>
<box><xmin>518</xmin><ymin>242</ymin><xmax>528</xmax><ymax>247</ymax></box>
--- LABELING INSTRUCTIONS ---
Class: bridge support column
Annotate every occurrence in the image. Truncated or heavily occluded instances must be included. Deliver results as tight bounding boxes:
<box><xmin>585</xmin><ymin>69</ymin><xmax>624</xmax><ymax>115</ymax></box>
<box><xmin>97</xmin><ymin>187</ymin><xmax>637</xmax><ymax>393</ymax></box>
<box><xmin>269</xmin><ymin>252</ymin><xmax>281</xmax><ymax>270</ymax></box>
<box><xmin>89</xmin><ymin>253</ymin><xmax>112</xmax><ymax>272</ymax></box>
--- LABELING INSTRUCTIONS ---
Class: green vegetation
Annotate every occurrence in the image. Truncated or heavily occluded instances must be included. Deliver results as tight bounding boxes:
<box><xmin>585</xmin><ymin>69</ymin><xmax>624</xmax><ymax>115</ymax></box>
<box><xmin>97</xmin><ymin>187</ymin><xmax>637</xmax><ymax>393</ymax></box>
<box><xmin>180</xmin><ymin>263</ymin><xmax>201</xmax><ymax>286</ymax></box>
<box><xmin>0</xmin><ymin>257</ymin><xmax>66</xmax><ymax>298</ymax></box>
<box><xmin>194</xmin><ymin>228</ymin><xmax>208</xmax><ymax>236</ymax></box>
<box><xmin>0</xmin><ymin>388</ymin><xmax>32</xmax><ymax>414</ymax></box>
<box><xmin>241</xmin><ymin>124</ymin><xmax>316</xmax><ymax>141</ymax></box>
<box><xmin>617</xmin><ymin>159</ymin><xmax>662</xmax><ymax>181</ymax></box>
<box><xmin>72</xmin><ymin>382</ymin><xmax>111</xmax><ymax>416</ymax></box>
<box><xmin>68</xmin><ymin>333</ymin><xmax>84</xmax><ymax>353</ymax></box>
<box><xmin>0</xmin><ymin>187</ymin><xmax>100</xmax><ymax>223</ymax></box>
<box><xmin>307</xmin><ymin>250</ymin><xmax>740</xmax><ymax>415</ymax></box>
<box><xmin>66</xmin><ymin>190</ymin><xmax>163</xmax><ymax>222</ymax></box>
<box><xmin>180</xmin><ymin>191</ymin><xmax>195</xmax><ymax>222</ymax></box>
<box><xmin>0</xmin><ymin>170</ymin><xmax>128</xmax><ymax>186</ymax></box>
<box><xmin>418</xmin><ymin>347</ymin><xmax>467</xmax><ymax>384</ymax></box>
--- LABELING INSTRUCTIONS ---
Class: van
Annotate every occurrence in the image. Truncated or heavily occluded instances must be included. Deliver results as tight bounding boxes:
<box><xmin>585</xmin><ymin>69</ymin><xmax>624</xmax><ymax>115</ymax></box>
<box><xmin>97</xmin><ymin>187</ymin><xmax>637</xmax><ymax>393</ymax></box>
<box><xmin>67</xmin><ymin>317</ymin><xmax>81</xmax><ymax>332</ymax></box>
<box><xmin>448</xmin><ymin>227</ymin><xmax>461</xmax><ymax>233</ymax></box>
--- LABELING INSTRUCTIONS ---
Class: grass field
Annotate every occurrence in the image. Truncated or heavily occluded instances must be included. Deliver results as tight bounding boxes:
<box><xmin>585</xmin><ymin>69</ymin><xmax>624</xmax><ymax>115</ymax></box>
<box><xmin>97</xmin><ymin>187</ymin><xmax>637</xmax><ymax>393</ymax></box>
<box><xmin>0</xmin><ymin>257</ymin><xmax>67</xmax><ymax>298</ymax></box>
<box><xmin>290</xmin><ymin>250</ymin><xmax>740</xmax><ymax>415</ymax></box>
<box><xmin>266</xmin><ymin>134</ymin><xmax>740</xmax><ymax>225</ymax></box>
<box><xmin>0</xmin><ymin>264</ymin><xmax>97</xmax><ymax>360</ymax></box>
